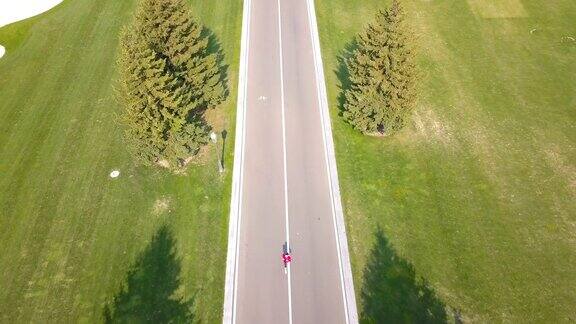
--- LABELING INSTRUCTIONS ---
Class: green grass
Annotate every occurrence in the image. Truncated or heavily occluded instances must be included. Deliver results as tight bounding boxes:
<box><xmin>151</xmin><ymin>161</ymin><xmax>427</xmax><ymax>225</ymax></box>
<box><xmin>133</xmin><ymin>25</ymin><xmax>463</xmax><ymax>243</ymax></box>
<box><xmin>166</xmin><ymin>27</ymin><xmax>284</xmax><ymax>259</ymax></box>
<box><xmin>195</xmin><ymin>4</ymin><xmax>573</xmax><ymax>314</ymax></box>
<box><xmin>0</xmin><ymin>0</ymin><xmax>241</xmax><ymax>322</ymax></box>
<box><xmin>316</xmin><ymin>0</ymin><xmax>576</xmax><ymax>322</ymax></box>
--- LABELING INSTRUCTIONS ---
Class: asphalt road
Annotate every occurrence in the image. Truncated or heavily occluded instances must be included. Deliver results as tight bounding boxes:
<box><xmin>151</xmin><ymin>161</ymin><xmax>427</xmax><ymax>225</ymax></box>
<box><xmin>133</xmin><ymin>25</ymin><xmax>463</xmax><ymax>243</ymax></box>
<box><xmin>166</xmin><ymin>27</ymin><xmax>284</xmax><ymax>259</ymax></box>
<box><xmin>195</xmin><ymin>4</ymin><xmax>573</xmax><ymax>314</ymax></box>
<box><xmin>234</xmin><ymin>0</ymin><xmax>348</xmax><ymax>322</ymax></box>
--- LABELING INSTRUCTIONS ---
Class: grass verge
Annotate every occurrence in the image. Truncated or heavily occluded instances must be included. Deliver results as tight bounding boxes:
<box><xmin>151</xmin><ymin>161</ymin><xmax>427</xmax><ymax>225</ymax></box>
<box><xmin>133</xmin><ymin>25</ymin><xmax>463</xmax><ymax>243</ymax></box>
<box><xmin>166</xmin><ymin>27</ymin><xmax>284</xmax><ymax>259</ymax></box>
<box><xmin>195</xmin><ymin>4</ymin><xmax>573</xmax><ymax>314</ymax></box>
<box><xmin>0</xmin><ymin>0</ymin><xmax>241</xmax><ymax>322</ymax></box>
<box><xmin>316</xmin><ymin>0</ymin><xmax>576</xmax><ymax>322</ymax></box>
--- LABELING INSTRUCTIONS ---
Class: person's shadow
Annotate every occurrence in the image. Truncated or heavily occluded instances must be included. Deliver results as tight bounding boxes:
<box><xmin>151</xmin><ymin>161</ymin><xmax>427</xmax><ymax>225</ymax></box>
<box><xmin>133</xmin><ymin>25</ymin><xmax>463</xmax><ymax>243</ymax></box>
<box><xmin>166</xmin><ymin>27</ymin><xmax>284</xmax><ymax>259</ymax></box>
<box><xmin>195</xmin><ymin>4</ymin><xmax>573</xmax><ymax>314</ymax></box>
<box><xmin>103</xmin><ymin>225</ymin><xmax>194</xmax><ymax>323</ymax></box>
<box><xmin>361</xmin><ymin>228</ymin><xmax>448</xmax><ymax>324</ymax></box>
<box><xmin>282</xmin><ymin>242</ymin><xmax>292</xmax><ymax>255</ymax></box>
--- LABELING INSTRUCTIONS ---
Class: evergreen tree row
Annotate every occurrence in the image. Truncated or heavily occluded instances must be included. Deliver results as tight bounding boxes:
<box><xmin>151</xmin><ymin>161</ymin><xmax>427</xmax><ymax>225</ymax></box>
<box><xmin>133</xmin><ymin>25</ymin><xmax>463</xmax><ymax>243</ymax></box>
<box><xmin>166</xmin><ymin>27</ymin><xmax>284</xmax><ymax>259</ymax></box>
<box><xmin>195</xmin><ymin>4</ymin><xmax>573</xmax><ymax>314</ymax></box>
<box><xmin>118</xmin><ymin>0</ymin><xmax>226</xmax><ymax>168</ymax></box>
<box><xmin>342</xmin><ymin>0</ymin><xmax>417</xmax><ymax>136</ymax></box>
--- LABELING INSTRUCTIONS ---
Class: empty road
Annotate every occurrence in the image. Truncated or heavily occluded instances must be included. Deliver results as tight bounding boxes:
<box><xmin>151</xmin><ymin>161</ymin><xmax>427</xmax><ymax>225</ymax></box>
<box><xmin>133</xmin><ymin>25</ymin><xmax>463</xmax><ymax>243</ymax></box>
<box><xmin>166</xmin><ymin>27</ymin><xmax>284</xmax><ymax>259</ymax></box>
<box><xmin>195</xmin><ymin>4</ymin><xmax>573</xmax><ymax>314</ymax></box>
<box><xmin>226</xmin><ymin>0</ymin><xmax>356</xmax><ymax>322</ymax></box>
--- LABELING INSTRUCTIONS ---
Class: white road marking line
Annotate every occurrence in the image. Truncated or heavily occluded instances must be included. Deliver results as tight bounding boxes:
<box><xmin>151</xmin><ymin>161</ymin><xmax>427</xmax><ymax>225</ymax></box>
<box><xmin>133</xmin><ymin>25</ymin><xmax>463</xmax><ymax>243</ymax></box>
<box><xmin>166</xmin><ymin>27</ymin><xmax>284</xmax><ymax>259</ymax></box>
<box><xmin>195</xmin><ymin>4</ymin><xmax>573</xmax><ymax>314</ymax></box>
<box><xmin>224</xmin><ymin>0</ymin><xmax>252</xmax><ymax>321</ymax></box>
<box><xmin>304</xmin><ymin>0</ymin><xmax>359</xmax><ymax>322</ymax></box>
<box><xmin>277</xmin><ymin>0</ymin><xmax>293</xmax><ymax>323</ymax></box>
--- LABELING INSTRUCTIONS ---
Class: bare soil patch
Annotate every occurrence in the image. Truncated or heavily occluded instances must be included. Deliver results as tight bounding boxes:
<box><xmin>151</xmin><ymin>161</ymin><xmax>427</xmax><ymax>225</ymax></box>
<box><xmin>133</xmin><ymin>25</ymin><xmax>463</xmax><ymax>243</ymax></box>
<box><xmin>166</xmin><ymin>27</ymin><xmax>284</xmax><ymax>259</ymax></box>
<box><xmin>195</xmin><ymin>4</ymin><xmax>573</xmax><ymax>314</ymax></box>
<box><xmin>153</xmin><ymin>197</ymin><xmax>171</xmax><ymax>215</ymax></box>
<box><xmin>412</xmin><ymin>107</ymin><xmax>454</xmax><ymax>146</ymax></box>
<box><xmin>544</xmin><ymin>145</ymin><xmax>576</xmax><ymax>198</ymax></box>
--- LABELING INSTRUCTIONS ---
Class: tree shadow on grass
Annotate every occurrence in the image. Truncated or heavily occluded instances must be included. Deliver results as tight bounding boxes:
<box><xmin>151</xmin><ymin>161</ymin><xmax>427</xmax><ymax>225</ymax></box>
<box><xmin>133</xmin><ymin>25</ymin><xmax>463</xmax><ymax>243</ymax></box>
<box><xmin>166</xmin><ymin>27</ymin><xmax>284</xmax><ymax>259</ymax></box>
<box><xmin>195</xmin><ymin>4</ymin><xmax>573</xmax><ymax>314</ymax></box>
<box><xmin>335</xmin><ymin>39</ymin><xmax>358</xmax><ymax>117</ymax></box>
<box><xmin>103</xmin><ymin>225</ymin><xmax>194</xmax><ymax>323</ymax></box>
<box><xmin>361</xmin><ymin>228</ymin><xmax>448</xmax><ymax>324</ymax></box>
<box><xmin>183</xmin><ymin>27</ymin><xmax>229</xmax><ymax>135</ymax></box>
<box><xmin>203</xmin><ymin>26</ymin><xmax>230</xmax><ymax>101</ymax></box>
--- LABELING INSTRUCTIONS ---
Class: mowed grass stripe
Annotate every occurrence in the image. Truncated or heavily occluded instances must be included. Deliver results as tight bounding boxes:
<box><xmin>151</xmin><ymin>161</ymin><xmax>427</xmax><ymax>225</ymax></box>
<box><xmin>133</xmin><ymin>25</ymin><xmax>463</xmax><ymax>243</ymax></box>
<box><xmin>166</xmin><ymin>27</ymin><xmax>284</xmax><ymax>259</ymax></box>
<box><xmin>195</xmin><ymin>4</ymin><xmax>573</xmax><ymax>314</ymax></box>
<box><xmin>184</xmin><ymin>0</ymin><xmax>243</xmax><ymax>316</ymax></box>
<box><xmin>0</xmin><ymin>0</ymin><xmax>110</xmax><ymax>283</ymax></box>
<box><xmin>0</xmin><ymin>0</ymin><xmax>102</xmax><ymax>150</ymax></box>
<box><xmin>316</xmin><ymin>0</ymin><xmax>575</xmax><ymax>321</ymax></box>
<box><xmin>27</xmin><ymin>1</ymin><xmax>136</xmax><ymax>319</ymax></box>
<box><xmin>0</xmin><ymin>0</ymin><xmax>241</xmax><ymax>322</ymax></box>
<box><xmin>1</xmin><ymin>0</ymin><xmax>131</xmax><ymax>320</ymax></box>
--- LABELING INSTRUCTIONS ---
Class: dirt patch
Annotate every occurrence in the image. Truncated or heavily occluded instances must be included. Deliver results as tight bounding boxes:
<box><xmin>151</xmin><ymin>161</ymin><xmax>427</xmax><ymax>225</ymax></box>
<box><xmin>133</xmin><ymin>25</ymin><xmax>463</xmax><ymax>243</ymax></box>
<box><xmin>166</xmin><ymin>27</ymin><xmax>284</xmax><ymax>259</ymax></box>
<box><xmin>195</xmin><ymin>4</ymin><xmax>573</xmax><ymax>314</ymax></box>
<box><xmin>467</xmin><ymin>0</ymin><xmax>528</xmax><ymax>19</ymax></box>
<box><xmin>153</xmin><ymin>197</ymin><xmax>171</xmax><ymax>215</ymax></box>
<box><xmin>156</xmin><ymin>152</ymin><xmax>206</xmax><ymax>174</ymax></box>
<box><xmin>466</xmin><ymin>126</ymin><xmax>508</xmax><ymax>193</ymax></box>
<box><xmin>412</xmin><ymin>107</ymin><xmax>455</xmax><ymax>146</ymax></box>
<box><xmin>544</xmin><ymin>145</ymin><xmax>576</xmax><ymax>198</ymax></box>
<box><xmin>552</xmin><ymin>196</ymin><xmax>576</xmax><ymax>247</ymax></box>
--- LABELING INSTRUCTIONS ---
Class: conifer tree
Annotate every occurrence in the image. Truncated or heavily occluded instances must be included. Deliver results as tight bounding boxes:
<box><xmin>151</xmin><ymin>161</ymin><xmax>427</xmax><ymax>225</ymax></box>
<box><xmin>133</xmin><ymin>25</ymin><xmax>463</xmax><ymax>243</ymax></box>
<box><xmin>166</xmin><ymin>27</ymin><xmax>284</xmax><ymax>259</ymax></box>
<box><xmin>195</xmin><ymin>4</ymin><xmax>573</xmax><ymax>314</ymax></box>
<box><xmin>342</xmin><ymin>0</ymin><xmax>416</xmax><ymax>135</ymax></box>
<box><xmin>118</xmin><ymin>0</ymin><xmax>226</xmax><ymax>168</ymax></box>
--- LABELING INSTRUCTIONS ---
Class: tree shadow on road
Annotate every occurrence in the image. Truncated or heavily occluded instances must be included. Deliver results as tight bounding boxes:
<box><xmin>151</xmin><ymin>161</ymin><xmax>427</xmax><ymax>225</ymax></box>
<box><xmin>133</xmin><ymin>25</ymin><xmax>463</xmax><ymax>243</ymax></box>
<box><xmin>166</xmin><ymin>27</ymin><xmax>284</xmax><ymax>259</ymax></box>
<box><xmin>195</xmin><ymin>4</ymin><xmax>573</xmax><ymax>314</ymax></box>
<box><xmin>103</xmin><ymin>225</ymin><xmax>194</xmax><ymax>323</ymax></box>
<box><xmin>360</xmin><ymin>228</ymin><xmax>448</xmax><ymax>324</ymax></box>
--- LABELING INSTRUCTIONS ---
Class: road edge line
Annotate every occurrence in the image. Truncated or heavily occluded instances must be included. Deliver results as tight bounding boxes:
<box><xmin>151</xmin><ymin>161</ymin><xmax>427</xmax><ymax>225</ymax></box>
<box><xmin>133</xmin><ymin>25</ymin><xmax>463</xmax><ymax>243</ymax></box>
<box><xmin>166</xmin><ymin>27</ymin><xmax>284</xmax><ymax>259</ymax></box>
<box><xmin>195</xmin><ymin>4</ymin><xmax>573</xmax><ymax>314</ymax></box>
<box><xmin>305</xmin><ymin>0</ymin><xmax>359</xmax><ymax>323</ymax></box>
<box><xmin>276</xmin><ymin>0</ymin><xmax>294</xmax><ymax>322</ymax></box>
<box><xmin>223</xmin><ymin>0</ymin><xmax>251</xmax><ymax>322</ymax></box>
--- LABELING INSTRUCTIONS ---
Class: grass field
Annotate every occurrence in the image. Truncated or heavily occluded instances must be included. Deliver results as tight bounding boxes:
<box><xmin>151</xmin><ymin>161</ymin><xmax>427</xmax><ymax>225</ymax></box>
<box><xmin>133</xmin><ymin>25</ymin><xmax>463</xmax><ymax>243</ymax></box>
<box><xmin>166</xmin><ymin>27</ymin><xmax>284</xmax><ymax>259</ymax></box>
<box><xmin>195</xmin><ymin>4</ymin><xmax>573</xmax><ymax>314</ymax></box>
<box><xmin>0</xmin><ymin>0</ymin><xmax>241</xmax><ymax>322</ymax></box>
<box><xmin>316</xmin><ymin>0</ymin><xmax>576</xmax><ymax>322</ymax></box>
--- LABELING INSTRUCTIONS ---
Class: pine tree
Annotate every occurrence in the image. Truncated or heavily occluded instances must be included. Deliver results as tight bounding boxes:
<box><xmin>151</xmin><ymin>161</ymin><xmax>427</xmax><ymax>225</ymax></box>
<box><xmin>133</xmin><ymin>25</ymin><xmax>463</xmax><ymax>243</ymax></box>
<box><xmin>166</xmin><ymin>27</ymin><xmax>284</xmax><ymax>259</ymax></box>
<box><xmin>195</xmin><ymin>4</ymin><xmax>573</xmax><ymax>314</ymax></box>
<box><xmin>342</xmin><ymin>0</ymin><xmax>416</xmax><ymax>135</ymax></box>
<box><xmin>118</xmin><ymin>0</ymin><xmax>226</xmax><ymax>168</ymax></box>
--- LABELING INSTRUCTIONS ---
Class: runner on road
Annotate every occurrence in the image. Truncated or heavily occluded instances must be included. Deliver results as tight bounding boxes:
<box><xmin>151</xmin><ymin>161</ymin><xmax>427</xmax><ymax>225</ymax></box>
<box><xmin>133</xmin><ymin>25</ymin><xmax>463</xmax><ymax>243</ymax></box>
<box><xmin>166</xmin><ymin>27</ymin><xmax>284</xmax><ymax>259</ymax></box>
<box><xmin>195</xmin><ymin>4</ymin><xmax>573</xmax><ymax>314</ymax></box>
<box><xmin>282</xmin><ymin>252</ymin><xmax>292</xmax><ymax>268</ymax></box>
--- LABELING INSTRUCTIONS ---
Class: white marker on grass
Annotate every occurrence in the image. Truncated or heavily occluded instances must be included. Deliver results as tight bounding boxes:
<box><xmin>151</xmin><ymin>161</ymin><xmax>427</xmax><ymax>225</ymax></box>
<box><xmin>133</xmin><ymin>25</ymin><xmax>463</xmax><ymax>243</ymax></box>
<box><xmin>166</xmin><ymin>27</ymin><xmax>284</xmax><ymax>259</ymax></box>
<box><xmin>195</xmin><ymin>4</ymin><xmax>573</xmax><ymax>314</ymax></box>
<box><xmin>109</xmin><ymin>170</ymin><xmax>120</xmax><ymax>178</ymax></box>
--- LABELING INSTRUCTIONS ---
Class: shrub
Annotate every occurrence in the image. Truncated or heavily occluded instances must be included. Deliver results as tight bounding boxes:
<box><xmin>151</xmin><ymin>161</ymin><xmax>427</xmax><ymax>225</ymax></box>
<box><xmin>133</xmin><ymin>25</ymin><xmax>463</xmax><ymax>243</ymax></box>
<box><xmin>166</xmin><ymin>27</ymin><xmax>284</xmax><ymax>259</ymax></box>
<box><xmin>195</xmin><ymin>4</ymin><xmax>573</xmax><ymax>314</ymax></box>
<box><xmin>118</xmin><ymin>0</ymin><xmax>226</xmax><ymax>168</ymax></box>
<box><xmin>342</xmin><ymin>0</ymin><xmax>417</xmax><ymax>136</ymax></box>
